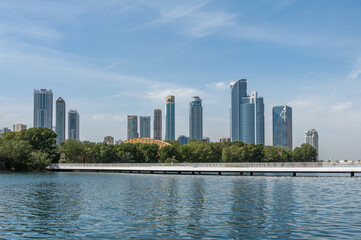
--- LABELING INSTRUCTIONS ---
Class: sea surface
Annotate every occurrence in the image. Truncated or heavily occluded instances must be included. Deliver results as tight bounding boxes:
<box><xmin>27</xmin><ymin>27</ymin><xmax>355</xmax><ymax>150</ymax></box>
<box><xmin>0</xmin><ymin>172</ymin><xmax>361</xmax><ymax>239</ymax></box>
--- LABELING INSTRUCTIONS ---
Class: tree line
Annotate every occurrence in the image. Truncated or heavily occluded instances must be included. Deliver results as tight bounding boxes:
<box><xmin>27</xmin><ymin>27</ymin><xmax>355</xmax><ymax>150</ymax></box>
<box><xmin>0</xmin><ymin>128</ymin><xmax>318</xmax><ymax>171</ymax></box>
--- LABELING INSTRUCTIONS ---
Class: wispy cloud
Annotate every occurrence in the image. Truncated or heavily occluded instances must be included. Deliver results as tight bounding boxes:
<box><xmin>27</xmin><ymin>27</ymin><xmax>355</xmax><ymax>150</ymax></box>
<box><xmin>108</xmin><ymin>85</ymin><xmax>202</xmax><ymax>102</ymax></box>
<box><xmin>348</xmin><ymin>57</ymin><xmax>361</xmax><ymax>80</ymax></box>
<box><xmin>149</xmin><ymin>1</ymin><xmax>237</xmax><ymax>38</ymax></box>
<box><xmin>331</xmin><ymin>101</ymin><xmax>353</xmax><ymax>111</ymax></box>
<box><xmin>206</xmin><ymin>81</ymin><xmax>229</xmax><ymax>89</ymax></box>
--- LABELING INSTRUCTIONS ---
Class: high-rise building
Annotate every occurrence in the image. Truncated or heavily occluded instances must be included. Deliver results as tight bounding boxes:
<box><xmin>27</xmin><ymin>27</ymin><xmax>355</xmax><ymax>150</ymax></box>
<box><xmin>139</xmin><ymin>116</ymin><xmax>151</xmax><ymax>138</ymax></box>
<box><xmin>34</xmin><ymin>89</ymin><xmax>53</xmax><ymax>129</ymax></box>
<box><xmin>273</xmin><ymin>105</ymin><xmax>292</xmax><ymax>149</ymax></box>
<box><xmin>127</xmin><ymin>115</ymin><xmax>138</xmax><ymax>139</ymax></box>
<box><xmin>68</xmin><ymin>110</ymin><xmax>79</xmax><ymax>141</ymax></box>
<box><xmin>165</xmin><ymin>95</ymin><xmax>175</xmax><ymax>141</ymax></box>
<box><xmin>305</xmin><ymin>129</ymin><xmax>319</xmax><ymax>160</ymax></box>
<box><xmin>153</xmin><ymin>109</ymin><xmax>162</xmax><ymax>140</ymax></box>
<box><xmin>189</xmin><ymin>96</ymin><xmax>203</xmax><ymax>141</ymax></box>
<box><xmin>55</xmin><ymin>97</ymin><xmax>66</xmax><ymax>144</ymax></box>
<box><xmin>104</xmin><ymin>136</ymin><xmax>114</xmax><ymax>145</ymax></box>
<box><xmin>230</xmin><ymin>79</ymin><xmax>264</xmax><ymax>144</ymax></box>
<box><xmin>0</xmin><ymin>127</ymin><xmax>11</xmax><ymax>138</ymax></box>
<box><xmin>178</xmin><ymin>135</ymin><xmax>190</xmax><ymax>145</ymax></box>
<box><xmin>13</xmin><ymin>124</ymin><xmax>27</xmax><ymax>132</ymax></box>
<box><xmin>115</xmin><ymin>139</ymin><xmax>123</xmax><ymax>145</ymax></box>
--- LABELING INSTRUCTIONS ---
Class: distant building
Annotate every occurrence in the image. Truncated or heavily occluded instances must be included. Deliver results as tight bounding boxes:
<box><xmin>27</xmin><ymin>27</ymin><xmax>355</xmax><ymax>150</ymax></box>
<box><xmin>202</xmin><ymin>137</ymin><xmax>210</xmax><ymax>143</ymax></box>
<box><xmin>305</xmin><ymin>129</ymin><xmax>319</xmax><ymax>160</ymax></box>
<box><xmin>34</xmin><ymin>89</ymin><xmax>53</xmax><ymax>129</ymax></box>
<box><xmin>13</xmin><ymin>124</ymin><xmax>27</xmax><ymax>132</ymax></box>
<box><xmin>140</xmin><ymin>116</ymin><xmax>151</xmax><ymax>138</ymax></box>
<box><xmin>55</xmin><ymin>97</ymin><xmax>66</xmax><ymax>144</ymax></box>
<box><xmin>0</xmin><ymin>127</ymin><xmax>11</xmax><ymax>138</ymax></box>
<box><xmin>68</xmin><ymin>110</ymin><xmax>79</xmax><ymax>141</ymax></box>
<box><xmin>165</xmin><ymin>95</ymin><xmax>175</xmax><ymax>141</ymax></box>
<box><xmin>230</xmin><ymin>79</ymin><xmax>264</xmax><ymax>144</ymax></box>
<box><xmin>127</xmin><ymin>115</ymin><xmax>138</xmax><ymax>139</ymax></box>
<box><xmin>273</xmin><ymin>105</ymin><xmax>292</xmax><ymax>149</ymax></box>
<box><xmin>153</xmin><ymin>109</ymin><xmax>162</xmax><ymax>140</ymax></box>
<box><xmin>220</xmin><ymin>137</ymin><xmax>231</xmax><ymax>143</ymax></box>
<box><xmin>178</xmin><ymin>135</ymin><xmax>190</xmax><ymax>145</ymax></box>
<box><xmin>189</xmin><ymin>96</ymin><xmax>203</xmax><ymax>141</ymax></box>
<box><xmin>104</xmin><ymin>136</ymin><xmax>114</xmax><ymax>145</ymax></box>
<box><xmin>115</xmin><ymin>139</ymin><xmax>123</xmax><ymax>145</ymax></box>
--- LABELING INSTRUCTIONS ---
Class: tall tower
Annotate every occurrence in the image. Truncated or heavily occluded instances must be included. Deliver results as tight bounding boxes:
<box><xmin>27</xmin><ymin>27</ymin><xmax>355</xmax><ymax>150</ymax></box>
<box><xmin>165</xmin><ymin>95</ymin><xmax>175</xmax><ymax>141</ymax></box>
<box><xmin>189</xmin><ymin>96</ymin><xmax>203</xmax><ymax>140</ymax></box>
<box><xmin>305</xmin><ymin>129</ymin><xmax>319</xmax><ymax>160</ymax></box>
<box><xmin>153</xmin><ymin>109</ymin><xmax>162</xmax><ymax>140</ymax></box>
<box><xmin>273</xmin><ymin>105</ymin><xmax>292</xmax><ymax>149</ymax></box>
<box><xmin>33</xmin><ymin>89</ymin><xmax>53</xmax><ymax>129</ymax></box>
<box><xmin>55</xmin><ymin>97</ymin><xmax>66</xmax><ymax>144</ymax></box>
<box><xmin>127</xmin><ymin>115</ymin><xmax>138</xmax><ymax>139</ymax></box>
<box><xmin>139</xmin><ymin>116</ymin><xmax>151</xmax><ymax>138</ymax></box>
<box><xmin>68</xmin><ymin>110</ymin><xmax>79</xmax><ymax>141</ymax></box>
<box><xmin>230</xmin><ymin>79</ymin><xmax>264</xmax><ymax>144</ymax></box>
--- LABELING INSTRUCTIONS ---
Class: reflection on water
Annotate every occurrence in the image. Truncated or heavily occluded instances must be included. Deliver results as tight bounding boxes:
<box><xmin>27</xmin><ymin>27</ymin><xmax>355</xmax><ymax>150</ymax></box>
<box><xmin>0</xmin><ymin>173</ymin><xmax>361</xmax><ymax>239</ymax></box>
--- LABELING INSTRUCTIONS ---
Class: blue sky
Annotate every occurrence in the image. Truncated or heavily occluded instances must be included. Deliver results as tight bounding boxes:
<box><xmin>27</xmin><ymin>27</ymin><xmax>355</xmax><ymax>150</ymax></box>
<box><xmin>1</xmin><ymin>0</ymin><xmax>361</xmax><ymax>160</ymax></box>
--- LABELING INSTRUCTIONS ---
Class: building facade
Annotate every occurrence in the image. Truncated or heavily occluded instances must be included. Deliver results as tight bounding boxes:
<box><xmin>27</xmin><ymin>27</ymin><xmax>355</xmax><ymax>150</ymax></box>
<box><xmin>104</xmin><ymin>136</ymin><xmax>114</xmax><ymax>145</ymax></box>
<box><xmin>189</xmin><ymin>96</ymin><xmax>203</xmax><ymax>140</ymax></box>
<box><xmin>305</xmin><ymin>129</ymin><xmax>319</xmax><ymax>160</ymax></box>
<box><xmin>0</xmin><ymin>127</ymin><xmax>11</xmax><ymax>138</ymax></box>
<box><xmin>13</xmin><ymin>124</ymin><xmax>27</xmax><ymax>132</ymax></box>
<box><xmin>165</xmin><ymin>95</ymin><xmax>175</xmax><ymax>141</ymax></box>
<box><xmin>153</xmin><ymin>109</ymin><xmax>162</xmax><ymax>140</ymax></box>
<box><xmin>273</xmin><ymin>105</ymin><xmax>292</xmax><ymax>149</ymax></box>
<box><xmin>178</xmin><ymin>135</ymin><xmax>190</xmax><ymax>145</ymax></box>
<box><xmin>140</xmin><ymin>116</ymin><xmax>151</xmax><ymax>138</ymax></box>
<box><xmin>68</xmin><ymin>110</ymin><xmax>79</xmax><ymax>141</ymax></box>
<box><xmin>34</xmin><ymin>89</ymin><xmax>53</xmax><ymax>129</ymax></box>
<box><xmin>127</xmin><ymin>115</ymin><xmax>138</xmax><ymax>139</ymax></box>
<box><xmin>230</xmin><ymin>79</ymin><xmax>264</xmax><ymax>144</ymax></box>
<box><xmin>219</xmin><ymin>137</ymin><xmax>231</xmax><ymax>143</ymax></box>
<box><xmin>55</xmin><ymin>97</ymin><xmax>66</xmax><ymax>144</ymax></box>
<box><xmin>202</xmin><ymin>137</ymin><xmax>210</xmax><ymax>143</ymax></box>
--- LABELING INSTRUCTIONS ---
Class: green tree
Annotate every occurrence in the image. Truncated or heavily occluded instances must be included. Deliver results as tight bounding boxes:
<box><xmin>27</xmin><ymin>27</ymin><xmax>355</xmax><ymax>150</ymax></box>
<box><xmin>61</xmin><ymin>139</ymin><xmax>85</xmax><ymax>163</ymax></box>
<box><xmin>159</xmin><ymin>145</ymin><xmax>181</xmax><ymax>163</ymax></box>
<box><xmin>0</xmin><ymin>140</ymin><xmax>32</xmax><ymax>171</ymax></box>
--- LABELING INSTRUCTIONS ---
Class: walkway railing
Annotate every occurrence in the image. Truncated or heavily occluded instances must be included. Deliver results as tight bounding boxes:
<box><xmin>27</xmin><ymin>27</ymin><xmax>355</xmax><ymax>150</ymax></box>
<box><xmin>48</xmin><ymin>162</ymin><xmax>361</xmax><ymax>169</ymax></box>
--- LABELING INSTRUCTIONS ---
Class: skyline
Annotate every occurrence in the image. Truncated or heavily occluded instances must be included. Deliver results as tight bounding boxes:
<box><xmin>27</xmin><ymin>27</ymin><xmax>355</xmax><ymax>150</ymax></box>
<box><xmin>0</xmin><ymin>1</ymin><xmax>361</xmax><ymax>160</ymax></box>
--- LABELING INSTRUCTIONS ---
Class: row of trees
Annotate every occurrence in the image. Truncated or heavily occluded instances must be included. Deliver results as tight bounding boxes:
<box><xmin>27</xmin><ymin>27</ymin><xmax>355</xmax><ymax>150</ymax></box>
<box><xmin>0</xmin><ymin>128</ymin><xmax>318</xmax><ymax>171</ymax></box>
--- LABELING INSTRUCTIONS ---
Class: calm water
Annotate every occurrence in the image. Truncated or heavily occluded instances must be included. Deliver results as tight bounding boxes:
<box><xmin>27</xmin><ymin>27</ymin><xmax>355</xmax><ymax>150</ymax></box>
<box><xmin>0</xmin><ymin>173</ymin><xmax>361</xmax><ymax>239</ymax></box>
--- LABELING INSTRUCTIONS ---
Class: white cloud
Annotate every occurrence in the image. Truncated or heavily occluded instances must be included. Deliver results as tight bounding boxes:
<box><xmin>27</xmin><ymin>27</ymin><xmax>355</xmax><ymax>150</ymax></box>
<box><xmin>206</xmin><ymin>81</ymin><xmax>229</xmax><ymax>89</ymax></box>
<box><xmin>331</xmin><ymin>101</ymin><xmax>353</xmax><ymax>111</ymax></box>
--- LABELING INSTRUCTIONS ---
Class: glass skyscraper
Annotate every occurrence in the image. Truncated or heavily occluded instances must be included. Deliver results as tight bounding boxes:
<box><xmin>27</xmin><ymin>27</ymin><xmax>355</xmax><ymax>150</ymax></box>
<box><xmin>305</xmin><ymin>129</ymin><xmax>319</xmax><ymax>160</ymax></box>
<box><xmin>127</xmin><ymin>115</ymin><xmax>138</xmax><ymax>139</ymax></box>
<box><xmin>230</xmin><ymin>79</ymin><xmax>264</xmax><ymax>144</ymax></box>
<box><xmin>189</xmin><ymin>96</ymin><xmax>203</xmax><ymax>141</ymax></box>
<box><xmin>165</xmin><ymin>95</ymin><xmax>175</xmax><ymax>141</ymax></box>
<box><xmin>153</xmin><ymin>109</ymin><xmax>162</xmax><ymax>140</ymax></box>
<box><xmin>273</xmin><ymin>105</ymin><xmax>292</xmax><ymax>149</ymax></box>
<box><xmin>68</xmin><ymin>110</ymin><xmax>79</xmax><ymax>141</ymax></box>
<box><xmin>140</xmin><ymin>116</ymin><xmax>151</xmax><ymax>138</ymax></box>
<box><xmin>55</xmin><ymin>97</ymin><xmax>66</xmax><ymax>144</ymax></box>
<box><xmin>34</xmin><ymin>89</ymin><xmax>53</xmax><ymax>129</ymax></box>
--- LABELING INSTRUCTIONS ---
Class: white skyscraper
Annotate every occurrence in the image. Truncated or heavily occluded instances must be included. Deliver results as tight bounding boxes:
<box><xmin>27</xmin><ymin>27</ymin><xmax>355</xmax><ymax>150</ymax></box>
<box><xmin>305</xmin><ymin>129</ymin><xmax>319</xmax><ymax>160</ymax></box>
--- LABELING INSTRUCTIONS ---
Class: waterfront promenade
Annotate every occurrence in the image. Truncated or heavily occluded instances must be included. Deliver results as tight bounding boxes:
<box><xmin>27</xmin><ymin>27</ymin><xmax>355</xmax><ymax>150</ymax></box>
<box><xmin>48</xmin><ymin>162</ymin><xmax>361</xmax><ymax>177</ymax></box>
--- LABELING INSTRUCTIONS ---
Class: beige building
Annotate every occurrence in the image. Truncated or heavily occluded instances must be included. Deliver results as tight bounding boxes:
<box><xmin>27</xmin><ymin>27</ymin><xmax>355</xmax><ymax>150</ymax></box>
<box><xmin>13</xmin><ymin>124</ymin><xmax>27</xmax><ymax>132</ymax></box>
